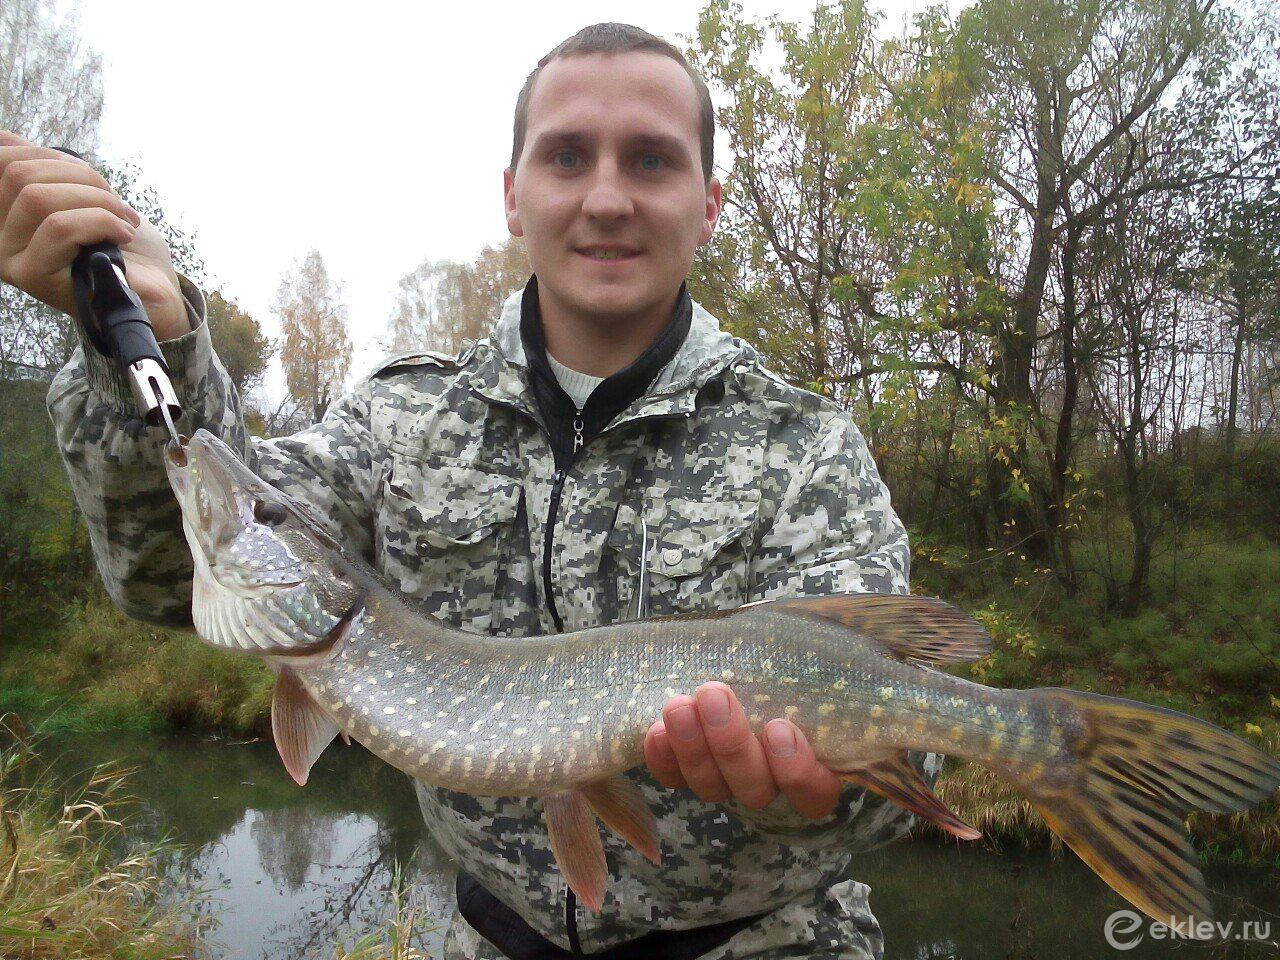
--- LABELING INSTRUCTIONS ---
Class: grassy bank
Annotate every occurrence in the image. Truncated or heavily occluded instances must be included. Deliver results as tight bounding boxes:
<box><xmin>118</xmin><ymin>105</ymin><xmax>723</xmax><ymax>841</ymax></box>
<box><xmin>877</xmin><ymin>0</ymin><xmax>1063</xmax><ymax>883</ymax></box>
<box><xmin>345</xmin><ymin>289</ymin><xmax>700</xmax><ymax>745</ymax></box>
<box><xmin>0</xmin><ymin>599</ymin><xmax>272</xmax><ymax>736</ymax></box>
<box><xmin>0</xmin><ymin>721</ymin><xmax>207</xmax><ymax>958</ymax></box>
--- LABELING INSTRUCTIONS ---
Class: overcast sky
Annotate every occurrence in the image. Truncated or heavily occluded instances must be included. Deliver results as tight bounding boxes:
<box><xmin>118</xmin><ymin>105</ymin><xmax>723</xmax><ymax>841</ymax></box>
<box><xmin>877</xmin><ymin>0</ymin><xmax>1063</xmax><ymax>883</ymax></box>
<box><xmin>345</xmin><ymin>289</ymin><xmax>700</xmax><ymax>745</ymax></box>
<box><xmin>73</xmin><ymin>0</ymin><xmax>952</xmax><ymax>395</ymax></box>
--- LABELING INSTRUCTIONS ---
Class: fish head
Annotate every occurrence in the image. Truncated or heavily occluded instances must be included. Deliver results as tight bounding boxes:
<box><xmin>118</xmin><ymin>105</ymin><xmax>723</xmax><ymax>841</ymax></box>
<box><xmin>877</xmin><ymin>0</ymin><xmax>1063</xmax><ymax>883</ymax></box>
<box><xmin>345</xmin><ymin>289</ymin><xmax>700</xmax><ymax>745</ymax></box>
<box><xmin>165</xmin><ymin>429</ymin><xmax>363</xmax><ymax>656</ymax></box>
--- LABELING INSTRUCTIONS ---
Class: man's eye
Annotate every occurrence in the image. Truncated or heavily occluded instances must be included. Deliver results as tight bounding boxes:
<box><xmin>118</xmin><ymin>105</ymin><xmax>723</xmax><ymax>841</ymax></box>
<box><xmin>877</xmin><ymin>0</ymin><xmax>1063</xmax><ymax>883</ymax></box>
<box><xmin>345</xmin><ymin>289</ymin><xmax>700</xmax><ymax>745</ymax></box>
<box><xmin>639</xmin><ymin>154</ymin><xmax>666</xmax><ymax>171</ymax></box>
<box><xmin>553</xmin><ymin>150</ymin><xmax>579</xmax><ymax>168</ymax></box>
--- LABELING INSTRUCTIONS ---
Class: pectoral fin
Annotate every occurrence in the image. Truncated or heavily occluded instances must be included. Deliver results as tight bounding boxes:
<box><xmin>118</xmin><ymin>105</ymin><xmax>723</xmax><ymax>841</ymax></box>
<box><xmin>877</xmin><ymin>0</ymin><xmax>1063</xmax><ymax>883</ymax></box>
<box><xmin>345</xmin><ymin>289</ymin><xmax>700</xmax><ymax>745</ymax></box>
<box><xmin>271</xmin><ymin>666</ymin><xmax>341</xmax><ymax>786</ymax></box>
<box><xmin>839</xmin><ymin>752</ymin><xmax>980</xmax><ymax>841</ymax></box>
<box><xmin>582</xmin><ymin>776</ymin><xmax>660</xmax><ymax>865</ymax></box>
<box><xmin>543</xmin><ymin>791</ymin><xmax>607</xmax><ymax>913</ymax></box>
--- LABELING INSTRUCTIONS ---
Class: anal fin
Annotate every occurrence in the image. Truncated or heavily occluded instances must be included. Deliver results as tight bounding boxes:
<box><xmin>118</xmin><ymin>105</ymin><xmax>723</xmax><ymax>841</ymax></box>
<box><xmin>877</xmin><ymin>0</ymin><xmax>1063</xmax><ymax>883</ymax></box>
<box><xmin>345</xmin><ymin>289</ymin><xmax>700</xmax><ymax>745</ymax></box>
<box><xmin>272</xmin><ymin>666</ymin><xmax>341</xmax><ymax>786</ymax></box>
<box><xmin>543</xmin><ymin>791</ymin><xmax>607</xmax><ymax>913</ymax></box>
<box><xmin>839</xmin><ymin>752</ymin><xmax>981</xmax><ymax>841</ymax></box>
<box><xmin>581</xmin><ymin>776</ymin><xmax>660</xmax><ymax>865</ymax></box>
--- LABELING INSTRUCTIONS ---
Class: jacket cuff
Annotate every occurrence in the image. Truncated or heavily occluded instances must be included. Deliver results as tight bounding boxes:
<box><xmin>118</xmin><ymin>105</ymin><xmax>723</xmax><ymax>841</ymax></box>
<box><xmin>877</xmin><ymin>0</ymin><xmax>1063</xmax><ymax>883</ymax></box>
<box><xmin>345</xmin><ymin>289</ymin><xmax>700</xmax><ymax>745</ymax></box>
<box><xmin>80</xmin><ymin>274</ymin><xmax>210</xmax><ymax>417</ymax></box>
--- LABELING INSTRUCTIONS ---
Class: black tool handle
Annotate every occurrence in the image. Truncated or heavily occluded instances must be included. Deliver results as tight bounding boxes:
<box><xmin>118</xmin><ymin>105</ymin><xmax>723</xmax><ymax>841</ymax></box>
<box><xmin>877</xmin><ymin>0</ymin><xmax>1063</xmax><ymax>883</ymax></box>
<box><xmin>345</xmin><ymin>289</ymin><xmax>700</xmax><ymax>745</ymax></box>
<box><xmin>53</xmin><ymin>147</ymin><xmax>180</xmax><ymax>429</ymax></box>
<box><xmin>71</xmin><ymin>241</ymin><xmax>167</xmax><ymax>366</ymax></box>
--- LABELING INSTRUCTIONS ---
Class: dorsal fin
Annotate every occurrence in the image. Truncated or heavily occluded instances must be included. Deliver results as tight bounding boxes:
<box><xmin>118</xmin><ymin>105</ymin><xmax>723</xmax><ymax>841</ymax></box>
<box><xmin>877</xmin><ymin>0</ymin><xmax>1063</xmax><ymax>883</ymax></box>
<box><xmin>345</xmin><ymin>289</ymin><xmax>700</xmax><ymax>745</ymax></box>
<box><xmin>765</xmin><ymin>594</ymin><xmax>991</xmax><ymax>666</ymax></box>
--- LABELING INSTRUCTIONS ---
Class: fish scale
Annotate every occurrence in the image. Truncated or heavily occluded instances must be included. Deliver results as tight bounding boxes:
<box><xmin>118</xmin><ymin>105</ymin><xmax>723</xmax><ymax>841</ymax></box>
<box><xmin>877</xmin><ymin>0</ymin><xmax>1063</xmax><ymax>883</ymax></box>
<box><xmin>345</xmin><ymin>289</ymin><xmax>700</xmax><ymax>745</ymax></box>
<box><xmin>166</xmin><ymin>428</ymin><xmax>1280</xmax><ymax>931</ymax></box>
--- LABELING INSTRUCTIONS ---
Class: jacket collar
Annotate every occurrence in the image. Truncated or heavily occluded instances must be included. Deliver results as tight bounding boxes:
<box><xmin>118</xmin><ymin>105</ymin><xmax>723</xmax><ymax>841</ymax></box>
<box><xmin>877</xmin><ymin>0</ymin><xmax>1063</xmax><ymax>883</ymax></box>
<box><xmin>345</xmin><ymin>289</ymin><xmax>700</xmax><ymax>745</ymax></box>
<box><xmin>473</xmin><ymin>279</ymin><xmax>745</xmax><ymax>426</ymax></box>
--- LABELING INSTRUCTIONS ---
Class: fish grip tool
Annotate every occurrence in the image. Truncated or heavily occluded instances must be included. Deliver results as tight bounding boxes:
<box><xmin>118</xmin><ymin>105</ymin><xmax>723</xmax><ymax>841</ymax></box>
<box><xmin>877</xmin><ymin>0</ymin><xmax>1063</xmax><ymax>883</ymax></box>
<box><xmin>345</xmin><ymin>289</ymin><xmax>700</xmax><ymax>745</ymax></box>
<box><xmin>55</xmin><ymin>148</ymin><xmax>182</xmax><ymax>445</ymax></box>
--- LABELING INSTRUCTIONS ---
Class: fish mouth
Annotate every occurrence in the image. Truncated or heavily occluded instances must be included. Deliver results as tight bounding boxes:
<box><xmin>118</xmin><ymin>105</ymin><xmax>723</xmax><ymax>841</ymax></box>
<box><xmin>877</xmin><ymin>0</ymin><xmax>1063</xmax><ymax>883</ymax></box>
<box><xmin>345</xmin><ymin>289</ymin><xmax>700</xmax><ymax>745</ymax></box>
<box><xmin>171</xmin><ymin>431</ymin><xmax>288</xmax><ymax>575</ymax></box>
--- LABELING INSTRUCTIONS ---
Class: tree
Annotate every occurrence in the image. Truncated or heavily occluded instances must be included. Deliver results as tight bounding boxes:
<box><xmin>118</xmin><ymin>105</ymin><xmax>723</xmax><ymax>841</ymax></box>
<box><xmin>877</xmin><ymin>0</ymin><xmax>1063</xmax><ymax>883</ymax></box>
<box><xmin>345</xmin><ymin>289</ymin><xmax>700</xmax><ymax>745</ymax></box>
<box><xmin>0</xmin><ymin>0</ymin><xmax>102</xmax><ymax>150</ymax></box>
<box><xmin>206</xmin><ymin>290</ymin><xmax>272</xmax><ymax>397</ymax></box>
<box><xmin>387</xmin><ymin>238</ymin><xmax>528</xmax><ymax>354</ymax></box>
<box><xmin>274</xmin><ymin>250</ymin><xmax>351</xmax><ymax>422</ymax></box>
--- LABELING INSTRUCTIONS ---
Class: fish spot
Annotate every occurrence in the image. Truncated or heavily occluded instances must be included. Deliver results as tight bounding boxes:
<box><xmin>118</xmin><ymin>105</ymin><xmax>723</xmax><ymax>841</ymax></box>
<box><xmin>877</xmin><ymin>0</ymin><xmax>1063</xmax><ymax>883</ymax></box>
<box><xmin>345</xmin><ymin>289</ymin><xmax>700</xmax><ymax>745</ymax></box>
<box><xmin>383</xmin><ymin>707</ymin><xmax>396</xmax><ymax>715</ymax></box>
<box><xmin>870</xmin><ymin>705</ymin><xmax>885</xmax><ymax>719</ymax></box>
<box><xmin>721</xmin><ymin>669</ymin><xmax>736</xmax><ymax>681</ymax></box>
<box><xmin>399</xmin><ymin>729</ymin><xmax>411</xmax><ymax>738</ymax></box>
<box><xmin>537</xmin><ymin>700</ymin><xmax>551</xmax><ymax>710</ymax></box>
<box><xmin>878</xmin><ymin>686</ymin><xmax>893</xmax><ymax>700</ymax></box>
<box><xmin>406</xmin><ymin>698</ymin><xmax>417</xmax><ymax>705</ymax></box>
<box><xmin>818</xmin><ymin>703</ymin><xmax>835</xmax><ymax>716</ymax></box>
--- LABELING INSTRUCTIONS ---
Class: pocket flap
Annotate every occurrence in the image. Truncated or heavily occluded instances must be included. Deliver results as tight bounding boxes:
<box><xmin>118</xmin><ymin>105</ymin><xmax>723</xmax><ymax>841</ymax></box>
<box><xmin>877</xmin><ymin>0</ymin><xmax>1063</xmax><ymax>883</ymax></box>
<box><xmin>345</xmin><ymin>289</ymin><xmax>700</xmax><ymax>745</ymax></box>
<box><xmin>384</xmin><ymin>454</ymin><xmax>522</xmax><ymax>548</ymax></box>
<box><xmin>609</xmin><ymin>492</ymin><xmax>759</xmax><ymax>578</ymax></box>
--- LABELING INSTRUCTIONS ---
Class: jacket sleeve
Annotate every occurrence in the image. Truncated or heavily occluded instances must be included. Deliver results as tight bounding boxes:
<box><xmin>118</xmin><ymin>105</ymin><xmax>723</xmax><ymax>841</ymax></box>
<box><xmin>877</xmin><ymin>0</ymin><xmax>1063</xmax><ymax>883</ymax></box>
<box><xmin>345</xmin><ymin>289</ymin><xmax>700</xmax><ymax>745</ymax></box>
<box><xmin>732</xmin><ymin>410</ymin><xmax>934</xmax><ymax>849</ymax></box>
<box><xmin>46</xmin><ymin>277</ymin><xmax>379</xmax><ymax>628</ymax></box>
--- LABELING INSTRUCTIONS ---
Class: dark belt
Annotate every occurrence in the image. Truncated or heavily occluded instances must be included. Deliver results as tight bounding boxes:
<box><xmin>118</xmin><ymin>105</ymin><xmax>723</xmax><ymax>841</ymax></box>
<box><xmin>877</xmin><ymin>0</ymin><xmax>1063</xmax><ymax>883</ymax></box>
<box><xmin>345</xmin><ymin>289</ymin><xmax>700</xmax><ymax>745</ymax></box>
<box><xmin>456</xmin><ymin>872</ymin><xmax>768</xmax><ymax>960</ymax></box>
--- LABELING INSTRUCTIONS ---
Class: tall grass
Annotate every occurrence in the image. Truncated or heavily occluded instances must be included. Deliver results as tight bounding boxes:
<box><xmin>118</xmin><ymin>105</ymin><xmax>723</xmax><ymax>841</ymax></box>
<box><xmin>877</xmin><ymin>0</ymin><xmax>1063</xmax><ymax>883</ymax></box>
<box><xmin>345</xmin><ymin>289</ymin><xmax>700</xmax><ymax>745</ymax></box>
<box><xmin>333</xmin><ymin>862</ymin><xmax>438</xmax><ymax>960</ymax></box>
<box><xmin>0</xmin><ymin>716</ymin><xmax>208</xmax><ymax>959</ymax></box>
<box><xmin>1</xmin><ymin>595</ymin><xmax>272</xmax><ymax>735</ymax></box>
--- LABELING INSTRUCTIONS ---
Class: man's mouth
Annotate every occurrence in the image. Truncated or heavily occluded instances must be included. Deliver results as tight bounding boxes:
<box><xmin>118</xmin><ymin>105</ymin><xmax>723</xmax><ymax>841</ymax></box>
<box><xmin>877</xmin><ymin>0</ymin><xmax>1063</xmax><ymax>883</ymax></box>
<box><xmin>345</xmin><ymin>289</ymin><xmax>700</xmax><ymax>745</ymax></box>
<box><xmin>577</xmin><ymin>246</ymin><xmax>641</xmax><ymax>262</ymax></box>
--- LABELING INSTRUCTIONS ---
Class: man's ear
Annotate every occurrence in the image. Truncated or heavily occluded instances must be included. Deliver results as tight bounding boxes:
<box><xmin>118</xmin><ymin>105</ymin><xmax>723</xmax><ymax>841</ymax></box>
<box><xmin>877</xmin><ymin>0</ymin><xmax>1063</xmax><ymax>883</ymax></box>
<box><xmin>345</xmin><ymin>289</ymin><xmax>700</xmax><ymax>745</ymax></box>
<box><xmin>699</xmin><ymin>176</ymin><xmax>723</xmax><ymax>245</ymax></box>
<box><xmin>504</xmin><ymin>167</ymin><xmax>524</xmax><ymax>238</ymax></box>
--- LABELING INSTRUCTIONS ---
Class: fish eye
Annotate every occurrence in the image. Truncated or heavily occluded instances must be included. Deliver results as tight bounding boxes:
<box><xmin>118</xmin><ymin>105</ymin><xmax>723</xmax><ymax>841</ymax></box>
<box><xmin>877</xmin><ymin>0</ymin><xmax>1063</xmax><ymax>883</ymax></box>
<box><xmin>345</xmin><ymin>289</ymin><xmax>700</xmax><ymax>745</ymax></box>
<box><xmin>253</xmin><ymin>500</ymin><xmax>289</xmax><ymax>526</ymax></box>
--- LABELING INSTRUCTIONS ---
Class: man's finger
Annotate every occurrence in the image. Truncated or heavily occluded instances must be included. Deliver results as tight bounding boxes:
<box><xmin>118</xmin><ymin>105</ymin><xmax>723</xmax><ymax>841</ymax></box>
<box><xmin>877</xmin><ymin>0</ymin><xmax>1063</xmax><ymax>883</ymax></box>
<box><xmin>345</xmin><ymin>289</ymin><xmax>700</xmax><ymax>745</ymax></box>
<box><xmin>761</xmin><ymin>720</ymin><xmax>843</xmax><ymax>820</ymax></box>
<box><xmin>662</xmin><ymin>695</ymin><xmax>732</xmax><ymax>803</ymax></box>
<box><xmin>694</xmin><ymin>682</ymin><xmax>778</xmax><ymax>809</ymax></box>
<box><xmin>0</xmin><ymin>159</ymin><xmax>120</xmax><ymax>230</ymax></box>
<box><xmin>643</xmin><ymin>721</ymin><xmax>688</xmax><ymax>790</ymax></box>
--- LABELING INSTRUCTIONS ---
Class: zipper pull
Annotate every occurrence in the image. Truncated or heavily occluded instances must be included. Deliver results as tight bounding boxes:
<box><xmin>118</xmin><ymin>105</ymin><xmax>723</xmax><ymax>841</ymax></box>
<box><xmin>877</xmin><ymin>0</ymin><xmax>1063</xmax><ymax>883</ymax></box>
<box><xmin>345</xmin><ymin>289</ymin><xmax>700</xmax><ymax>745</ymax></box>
<box><xmin>573</xmin><ymin>408</ymin><xmax>585</xmax><ymax>453</ymax></box>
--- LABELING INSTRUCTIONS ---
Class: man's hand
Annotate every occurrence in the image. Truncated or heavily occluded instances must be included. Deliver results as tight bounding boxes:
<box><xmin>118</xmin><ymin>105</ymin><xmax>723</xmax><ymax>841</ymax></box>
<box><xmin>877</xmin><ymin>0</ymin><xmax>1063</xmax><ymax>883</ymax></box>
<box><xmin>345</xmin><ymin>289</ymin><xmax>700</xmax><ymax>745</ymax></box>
<box><xmin>643</xmin><ymin>681</ymin><xmax>844</xmax><ymax>819</ymax></box>
<box><xmin>0</xmin><ymin>131</ymin><xmax>190</xmax><ymax>340</ymax></box>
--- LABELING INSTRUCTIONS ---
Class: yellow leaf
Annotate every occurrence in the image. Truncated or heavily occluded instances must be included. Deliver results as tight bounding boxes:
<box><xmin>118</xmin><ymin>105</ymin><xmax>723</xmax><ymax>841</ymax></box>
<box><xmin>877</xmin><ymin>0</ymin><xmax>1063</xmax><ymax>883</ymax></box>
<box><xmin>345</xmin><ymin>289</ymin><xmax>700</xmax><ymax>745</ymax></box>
<box><xmin>1245</xmin><ymin>723</ymin><xmax>1263</xmax><ymax>737</ymax></box>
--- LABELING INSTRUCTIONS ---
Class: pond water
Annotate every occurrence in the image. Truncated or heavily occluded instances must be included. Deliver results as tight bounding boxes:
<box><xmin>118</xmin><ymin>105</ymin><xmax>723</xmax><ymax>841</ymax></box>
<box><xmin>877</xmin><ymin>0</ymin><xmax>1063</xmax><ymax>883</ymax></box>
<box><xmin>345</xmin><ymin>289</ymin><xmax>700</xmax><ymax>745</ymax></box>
<box><xmin>38</xmin><ymin>732</ymin><xmax>1280</xmax><ymax>960</ymax></box>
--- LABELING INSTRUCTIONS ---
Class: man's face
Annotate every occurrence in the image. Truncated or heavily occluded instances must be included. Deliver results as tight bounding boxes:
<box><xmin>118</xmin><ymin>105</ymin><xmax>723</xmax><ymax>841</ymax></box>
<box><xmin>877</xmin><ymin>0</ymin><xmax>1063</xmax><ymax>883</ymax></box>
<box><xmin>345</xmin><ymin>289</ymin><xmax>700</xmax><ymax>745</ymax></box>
<box><xmin>504</xmin><ymin>51</ymin><xmax>721</xmax><ymax>329</ymax></box>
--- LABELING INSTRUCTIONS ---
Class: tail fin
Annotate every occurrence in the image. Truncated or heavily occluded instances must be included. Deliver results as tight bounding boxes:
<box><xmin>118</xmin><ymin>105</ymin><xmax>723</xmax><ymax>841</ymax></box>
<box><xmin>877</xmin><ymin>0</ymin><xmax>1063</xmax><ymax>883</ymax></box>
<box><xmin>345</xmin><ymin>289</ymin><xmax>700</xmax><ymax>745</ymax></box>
<box><xmin>1010</xmin><ymin>689</ymin><xmax>1280</xmax><ymax>935</ymax></box>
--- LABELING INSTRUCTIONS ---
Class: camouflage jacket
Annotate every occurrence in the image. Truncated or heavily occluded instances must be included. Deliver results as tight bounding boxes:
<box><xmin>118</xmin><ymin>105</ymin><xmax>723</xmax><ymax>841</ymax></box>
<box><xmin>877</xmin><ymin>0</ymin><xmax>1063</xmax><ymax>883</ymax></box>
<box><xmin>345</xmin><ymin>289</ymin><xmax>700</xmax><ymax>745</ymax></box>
<box><xmin>48</xmin><ymin>278</ymin><xmax>935</xmax><ymax>959</ymax></box>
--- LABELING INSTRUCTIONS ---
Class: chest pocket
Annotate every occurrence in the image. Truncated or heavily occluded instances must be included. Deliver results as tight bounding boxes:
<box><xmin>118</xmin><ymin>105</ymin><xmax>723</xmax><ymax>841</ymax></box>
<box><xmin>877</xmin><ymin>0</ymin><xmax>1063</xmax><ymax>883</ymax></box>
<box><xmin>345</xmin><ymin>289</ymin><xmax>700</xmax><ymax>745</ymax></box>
<box><xmin>377</xmin><ymin>452</ymin><xmax>524</xmax><ymax>629</ymax></box>
<box><xmin>605</xmin><ymin>490</ymin><xmax>760</xmax><ymax>618</ymax></box>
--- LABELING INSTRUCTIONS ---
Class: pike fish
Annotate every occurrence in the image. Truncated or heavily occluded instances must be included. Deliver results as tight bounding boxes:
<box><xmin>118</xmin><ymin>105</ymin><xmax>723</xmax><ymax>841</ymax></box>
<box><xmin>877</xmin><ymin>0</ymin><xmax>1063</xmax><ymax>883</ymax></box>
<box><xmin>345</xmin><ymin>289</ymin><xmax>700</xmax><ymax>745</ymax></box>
<box><xmin>164</xmin><ymin>429</ymin><xmax>1279</xmax><ymax>931</ymax></box>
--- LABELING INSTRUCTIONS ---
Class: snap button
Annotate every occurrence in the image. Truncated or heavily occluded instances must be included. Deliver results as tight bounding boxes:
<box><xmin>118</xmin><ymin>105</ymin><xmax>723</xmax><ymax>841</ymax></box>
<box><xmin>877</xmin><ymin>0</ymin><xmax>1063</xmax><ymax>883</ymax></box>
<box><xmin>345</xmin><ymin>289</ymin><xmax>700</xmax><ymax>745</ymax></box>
<box><xmin>662</xmin><ymin>547</ymin><xmax>683</xmax><ymax>567</ymax></box>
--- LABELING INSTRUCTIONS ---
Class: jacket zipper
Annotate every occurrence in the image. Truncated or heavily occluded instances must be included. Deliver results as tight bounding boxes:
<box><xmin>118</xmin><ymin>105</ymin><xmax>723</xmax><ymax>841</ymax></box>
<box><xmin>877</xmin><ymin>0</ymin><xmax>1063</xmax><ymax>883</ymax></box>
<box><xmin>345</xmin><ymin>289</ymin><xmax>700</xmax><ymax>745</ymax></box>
<box><xmin>546</xmin><ymin>409</ymin><xmax>581</xmax><ymax>950</ymax></box>
<box><xmin>472</xmin><ymin>394</ymin><xmax>689</xmax><ymax>953</ymax></box>
<box><xmin>479</xmin><ymin>395</ymin><xmax>582</xmax><ymax>950</ymax></box>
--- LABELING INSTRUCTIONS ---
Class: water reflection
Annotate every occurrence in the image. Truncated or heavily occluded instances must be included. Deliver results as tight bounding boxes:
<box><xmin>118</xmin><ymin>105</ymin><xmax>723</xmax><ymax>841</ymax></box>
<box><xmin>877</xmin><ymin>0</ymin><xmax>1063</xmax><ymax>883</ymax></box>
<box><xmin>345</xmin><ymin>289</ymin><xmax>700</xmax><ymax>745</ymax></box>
<box><xmin>35</xmin><ymin>732</ymin><xmax>1280</xmax><ymax>960</ymax></box>
<box><xmin>45</xmin><ymin>732</ymin><xmax>451</xmax><ymax>959</ymax></box>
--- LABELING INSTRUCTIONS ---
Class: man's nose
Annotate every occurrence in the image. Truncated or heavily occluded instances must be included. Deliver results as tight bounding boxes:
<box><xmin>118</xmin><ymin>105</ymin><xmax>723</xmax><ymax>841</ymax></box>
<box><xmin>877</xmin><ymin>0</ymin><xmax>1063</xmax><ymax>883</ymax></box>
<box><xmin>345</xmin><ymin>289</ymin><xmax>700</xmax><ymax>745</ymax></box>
<box><xmin>581</xmin><ymin>159</ymin><xmax>634</xmax><ymax>220</ymax></box>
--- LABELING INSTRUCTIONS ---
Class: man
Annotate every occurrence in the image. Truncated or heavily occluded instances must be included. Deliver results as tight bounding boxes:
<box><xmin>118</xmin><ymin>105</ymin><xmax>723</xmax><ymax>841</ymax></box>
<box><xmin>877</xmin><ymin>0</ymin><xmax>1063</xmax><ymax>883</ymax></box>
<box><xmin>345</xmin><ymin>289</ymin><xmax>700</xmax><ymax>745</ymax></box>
<box><xmin>0</xmin><ymin>22</ymin><xmax>934</xmax><ymax>960</ymax></box>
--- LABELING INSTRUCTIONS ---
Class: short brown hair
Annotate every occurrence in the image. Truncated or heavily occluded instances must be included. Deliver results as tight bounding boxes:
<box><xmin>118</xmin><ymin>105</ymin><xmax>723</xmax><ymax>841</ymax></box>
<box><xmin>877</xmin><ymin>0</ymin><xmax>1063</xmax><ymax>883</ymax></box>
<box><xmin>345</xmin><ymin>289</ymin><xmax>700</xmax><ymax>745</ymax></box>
<box><xmin>510</xmin><ymin>23</ymin><xmax>715</xmax><ymax>182</ymax></box>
